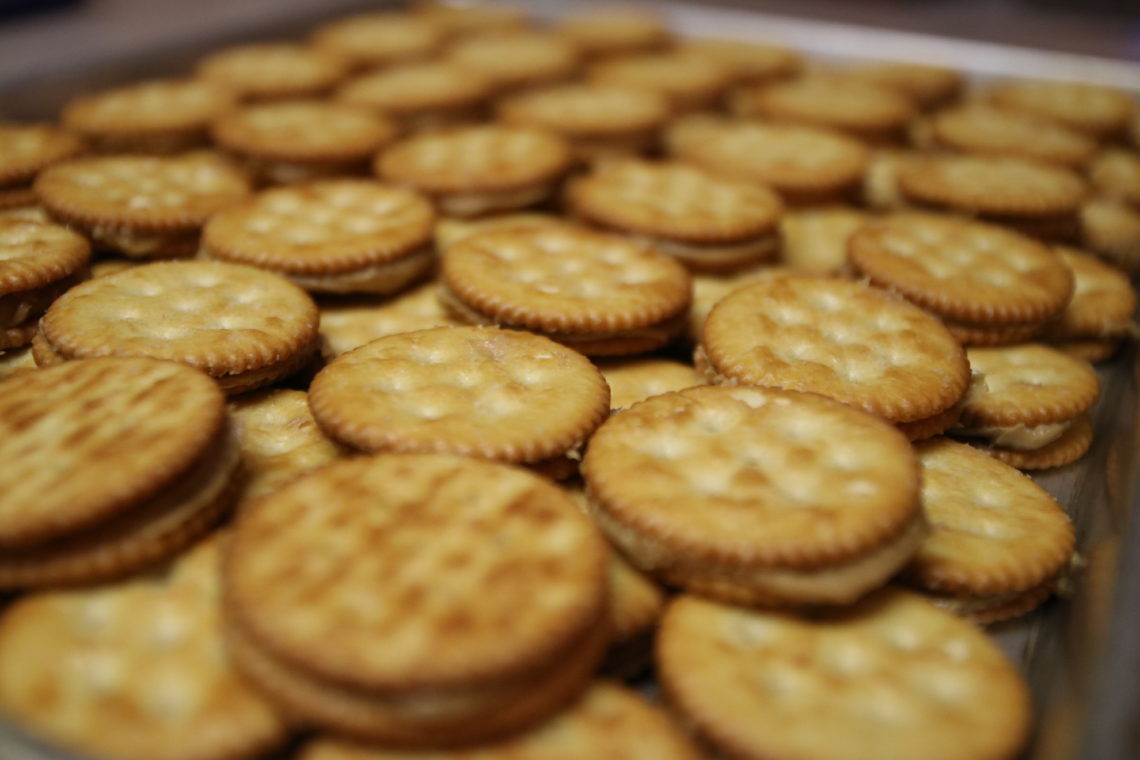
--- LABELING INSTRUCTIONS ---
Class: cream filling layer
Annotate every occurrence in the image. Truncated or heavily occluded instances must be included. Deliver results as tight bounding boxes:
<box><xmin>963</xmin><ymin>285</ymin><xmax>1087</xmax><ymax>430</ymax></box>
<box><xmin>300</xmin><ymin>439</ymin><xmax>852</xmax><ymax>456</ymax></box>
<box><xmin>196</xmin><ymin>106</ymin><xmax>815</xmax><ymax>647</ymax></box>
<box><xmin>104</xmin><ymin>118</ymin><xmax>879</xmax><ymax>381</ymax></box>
<box><xmin>952</xmin><ymin>419</ymin><xmax>1075</xmax><ymax>451</ymax></box>
<box><xmin>282</xmin><ymin>246</ymin><xmax>435</xmax><ymax>295</ymax></box>
<box><xmin>630</xmin><ymin>232</ymin><xmax>779</xmax><ymax>268</ymax></box>
<box><xmin>436</xmin><ymin>183</ymin><xmax>555</xmax><ymax>217</ymax></box>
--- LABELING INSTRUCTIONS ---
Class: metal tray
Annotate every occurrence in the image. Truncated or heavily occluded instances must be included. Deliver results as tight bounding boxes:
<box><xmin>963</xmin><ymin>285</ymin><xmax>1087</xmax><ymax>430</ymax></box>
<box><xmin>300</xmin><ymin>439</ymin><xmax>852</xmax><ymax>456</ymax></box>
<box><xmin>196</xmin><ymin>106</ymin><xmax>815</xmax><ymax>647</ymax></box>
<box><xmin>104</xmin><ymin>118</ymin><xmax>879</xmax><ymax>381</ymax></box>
<box><xmin>2</xmin><ymin>2</ymin><xmax>1139</xmax><ymax>758</ymax></box>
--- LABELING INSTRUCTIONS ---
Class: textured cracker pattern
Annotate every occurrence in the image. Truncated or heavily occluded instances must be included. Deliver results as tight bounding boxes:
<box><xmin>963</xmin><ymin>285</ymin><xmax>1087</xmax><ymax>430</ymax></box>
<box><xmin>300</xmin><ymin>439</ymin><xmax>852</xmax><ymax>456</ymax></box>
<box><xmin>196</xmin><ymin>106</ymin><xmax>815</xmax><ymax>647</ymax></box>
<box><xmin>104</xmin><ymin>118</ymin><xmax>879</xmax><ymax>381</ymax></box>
<box><xmin>319</xmin><ymin>281</ymin><xmax>460</xmax><ymax>357</ymax></box>
<box><xmin>309</xmin><ymin>326</ymin><xmax>609</xmax><ymax>462</ymax></box>
<box><xmin>204</xmin><ymin>181</ymin><xmax>434</xmax><ymax>275</ymax></box>
<box><xmin>196</xmin><ymin>43</ymin><xmax>348</xmax><ymax>100</ymax></box>
<box><xmin>42</xmin><ymin>261</ymin><xmax>319</xmax><ymax>377</ymax></box>
<box><xmin>959</xmin><ymin>345</ymin><xmax>1100</xmax><ymax>427</ymax></box>
<box><xmin>211</xmin><ymin>101</ymin><xmax>397</xmax><ymax>163</ymax></box>
<box><xmin>335</xmin><ymin>62</ymin><xmax>492</xmax><ymax>117</ymax></box>
<box><xmin>588</xmin><ymin>53</ymin><xmax>730</xmax><ymax>111</ymax></box>
<box><xmin>1045</xmin><ymin>246</ymin><xmax>1137</xmax><ymax>339</ymax></box>
<box><xmin>597</xmin><ymin>357</ymin><xmax>704</xmax><ymax>410</ymax></box>
<box><xmin>0</xmin><ymin>124</ymin><xmax>84</xmax><ymax>186</ymax></box>
<box><xmin>583</xmin><ymin>385</ymin><xmax>920</xmax><ymax>567</ymax></box>
<box><xmin>848</xmin><ymin>213</ymin><xmax>1074</xmax><ymax>324</ymax></box>
<box><xmin>0</xmin><ymin>219</ymin><xmax>90</xmax><ymax>295</ymax></box>
<box><xmin>701</xmin><ymin>276</ymin><xmax>970</xmax><ymax>423</ymax></box>
<box><xmin>499</xmin><ymin>84</ymin><xmax>668</xmax><ymax>138</ymax></box>
<box><xmin>0</xmin><ymin>538</ymin><xmax>287</xmax><ymax>760</ymax></box>
<box><xmin>298</xmin><ymin>682</ymin><xmax>701</xmax><ymax>760</ymax></box>
<box><xmin>442</xmin><ymin>225</ymin><xmax>691</xmax><ymax>334</ymax></box>
<box><xmin>569</xmin><ymin>160</ymin><xmax>782</xmax><ymax>243</ymax></box>
<box><xmin>930</xmin><ymin>104</ymin><xmax>1095</xmax><ymax>168</ymax></box>
<box><xmin>732</xmin><ymin>76</ymin><xmax>914</xmax><ymax>139</ymax></box>
<box><xmin>225</xmin><ymin>453</ymin><xmax>606</xmax><ymax>690</ymax></box>
<box><xmin>0</xmin><ymin>358</ymin><xmax>223</xmax><ymax>546</ymax></box>
<box><xmin>988</xmin><ymin>80</ymin><xmax>1135</xmax><ymax>138</ymax></box>
<box><xmin>658</xmin><ymin>590</ymin><xmax>1031</xmax><ymax>760</ymax></box>
<box><xmin>446</xmin><ymin>32</ymin><xmax>580</xmax><ymax>90</ymax></box>
<box><xmin>312</xmin><ymin>12</ymin><xmax>444</xmax><ymax>67</ymax></box>
<box><xmin>908</xmin><ymin>438</ymin><xmax>1074</xmax><ymax>595</ymax></box>
<box><xmin>679</xmin><ymin>39</ymin><xmax>801</xmax><ymax>84</ymax></box>
<box><xmin>899</xmin><ymin>156</ymin><xmax>1087</xmax><ymax>217</ymax></box>
<box><xmin>61</xmin><ymin>79</ymin><xmax>237</xmax><ymax>142</ymax></box>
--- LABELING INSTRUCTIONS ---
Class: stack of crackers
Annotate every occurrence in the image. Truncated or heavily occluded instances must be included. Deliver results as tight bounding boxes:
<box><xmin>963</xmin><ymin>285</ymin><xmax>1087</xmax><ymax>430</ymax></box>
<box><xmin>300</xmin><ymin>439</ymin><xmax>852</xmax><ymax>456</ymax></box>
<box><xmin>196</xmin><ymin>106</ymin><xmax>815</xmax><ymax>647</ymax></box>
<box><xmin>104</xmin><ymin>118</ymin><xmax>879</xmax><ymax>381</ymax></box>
<box><xmin>2</xmin><ymin>2</ymin><xmax>1138</xmax><ymax>759</ymax></box>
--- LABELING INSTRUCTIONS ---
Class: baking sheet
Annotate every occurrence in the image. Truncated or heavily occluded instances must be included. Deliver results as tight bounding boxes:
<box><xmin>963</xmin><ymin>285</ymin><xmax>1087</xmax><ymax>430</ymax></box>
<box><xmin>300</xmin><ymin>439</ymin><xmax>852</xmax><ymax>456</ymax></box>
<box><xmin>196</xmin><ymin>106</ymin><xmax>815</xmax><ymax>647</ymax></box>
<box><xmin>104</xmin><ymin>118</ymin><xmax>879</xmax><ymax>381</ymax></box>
<box><xmin>2</xmin><ymin>1</ymin><xmax>1140</xmax><ymax>758</ymax></box>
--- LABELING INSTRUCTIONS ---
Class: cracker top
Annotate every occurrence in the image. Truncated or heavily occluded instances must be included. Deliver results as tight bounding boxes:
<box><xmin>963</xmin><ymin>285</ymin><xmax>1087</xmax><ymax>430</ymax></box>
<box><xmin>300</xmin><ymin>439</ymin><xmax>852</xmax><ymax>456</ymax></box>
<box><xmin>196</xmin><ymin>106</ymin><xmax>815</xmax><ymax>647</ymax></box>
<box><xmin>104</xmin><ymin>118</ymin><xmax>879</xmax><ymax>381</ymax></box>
<box><xmin>442</xmin><ymin>225</ymin><xmax>692</xmax><ymax>334</ymax></box>
<box><xmin>0</xmin><ymin>123</ymin><xmax>85</xmax><ymax>187</ymax></box>
<box><xmin>35</xmin><ymin>154</ymin><xmax>251</xmax><ymax>232</ymax></box>
<box><xmin>1047</xmin><ymin>246</ymin><xmax>1138</xmax><ymax>337</ymax></box>
<box><xmin>444</xmin><ymin>31</ymin><xmax>581</xmax><ymax>90</ymax></box>
<box><xmin>929</xmin><ymin>104</ymin><xmax>1096</xmax><ymax>168</ymax></box>
<box><xmin>41</xmin><ymin>261</ymin><xmax>319</xmax><ymax>376</ymax></box>
<box><xmin>0</xmin><ymin>537</ymin><xmax>287</xmax><ymax>760</ymax></box>
<box><xmin>678</xmin><ymin>38</ymin><xmax>801</xmax><ymax>84</ymax></box>
<box><xmin>336</xmin><ymin>61</ymin><xmax>493</xmax><ymax>117</ymax></box>
<box><xmin>583</xmin><ymin>385</ymin><xmax>920</xmax><ymax>566</ymax></box>
<box><xmin>311</xmin><ymin>12</ymin><xmax>445</xmax><ymax>67</ymax></box>
<box><xmin>225</xmin><ymin>453</ymin><xmax>607</xmax><ymax>690</ymax></box>
<box><xmin>899</xmin><ymin>155</ymin><xmax>1087</xmax><ymax>217</ymax></box>
<box><xmin>61</xmin><ymin>78</ymin><xmax>237</xmax><ymax>140</ymax></box>
<box><xmin>847</xmin><ymin>213</ymin><xmax>1074</xmax><ymax>324</ymax></box>
<box><xmin>1090</xmin><ymin>147</ymin><xmax>1140</xmax><ymax>207</ymax></box>
<box><xmin>0</xmin><ymin>358</ymin><xmax>224</xmax><ymax>547</ymax></box>
<box><xmin>0</xmin><ymin>218</ymin><xmax>90</xmax><ymax>296</ymax></box>
<box><xmin>211</xmin><ymin>100</ymin><xmax>398</xmax><ymax>163</ymax></box>
<box><xmin>319</xmin><ymin>280</ymin><xmax>460</xmax><ymax>357</ymax></box>
<box><xmin>701</xmin><ymin>276</ymin><xmax>970</xmax><ymax>423</ymax></box>
<box><xmin>195</xmin><ymin>43</ymin><xmax>349</xmax><ymax>100</ymax></box>
<box><xmin>376</xmin><ymin>124</ymin><xmax>572</xmax><ymax>195</ymax></box>
<box><xmin>568</xmin><ymin>160</ymin><xmax>783</xmax><ymax>243</ymax></box>
<box><xmin>498</xmin><ymin>83</ymin><xmax>670</xmax><ymax>138</ymax></box>
<box><xmin>299</xmin><ymin>682</ymin><xmax>701</xmax><ymax>760</ymax></box>
<box><xmin>203</xmin><ymin>180</ymin><xmax>434</xmax><ymax>275</ymax></box>
<box><xmin>666</xmin><ymin>116</ymin><xmax>869</xmax><ymax>199</ymax></box>
<box><xmin>555</xmin><ymin>9</ymin><xmax>672</xmax><ymax>57</ymax></box>
<box><xmin>688</xmin><ymin>267</ymin><xmax>786</xmax><ymax>341</ymax></box>
<box><xmin>845</xmin><ymin>61</ymin><xmax>962</xmax><ymax>107</ymax></box>
<box><xmin>733</xmin><ymin>76</ymin><xmax>915</xmax><ymax>137</ymax></box>
<box><xmin>987</xmin><ymin>79</ymin><xmax>1135</xmax><ymax>138</ymax></box>
<box><xmin>588</xmin><ymin>53</ymin><xmax>732</xmax><ymax>109</ymax></box>
<box><xmin>910</xmin><ymin>438</ymin><xmax>1074</xmax><ymax>596</ymax></box>
<box><xmin>657</xmin><ymin>590</ymin><xmax>1031</xmax><ymax>760</ymax></box>
<box><xmin>960</xmin><ymin>344</ymin><xmax>1100</xmax><ymax>427</ymax></box>
<box><xmin>434</xmin><ymin>212</ymin><xmax>571</xmax><ymax>253</ymax></box>
<box><xmin>308</xmin><ymin>326</ymin><xmax>610</xmax><ymax>461</ymax></box>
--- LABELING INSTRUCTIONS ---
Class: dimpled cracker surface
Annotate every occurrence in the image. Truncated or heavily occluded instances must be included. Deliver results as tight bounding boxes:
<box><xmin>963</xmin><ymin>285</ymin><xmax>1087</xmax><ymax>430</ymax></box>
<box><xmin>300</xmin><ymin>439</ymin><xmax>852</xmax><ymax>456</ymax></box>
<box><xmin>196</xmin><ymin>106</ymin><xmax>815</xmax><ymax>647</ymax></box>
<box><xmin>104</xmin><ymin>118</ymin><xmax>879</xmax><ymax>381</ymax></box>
<box><xmin>700</xmin><ymin>276</ymin><xmax>969</xmax><ymax>423</ymax></box>
<box><xmin>376</xmin><ymin>125</ymin><xmax>571</xmax><ymax>194</ymax></box>
<box><xmin>988</xmin><ymin>80</ymin><xmax>1135</xmax><ymax>139</ymax></box>
<box><xmin>442</xmin><ymin>226</ymin><xmax>691</xmax><ymax>334</ymax></box>
<box><xmin>61</xmin><ymin>79</ymin><xmax>237</xmax><ymax>145</ymax></box>
<box><xmin>583</xmin><ymin>385</ymin><xmax>920</xmax><ymax>567</ymax></box>
<box><xmin>335</xmin><ymin>62</ymin><xmax>492</xmax><ymax>120</ymax></box>
<box><xmin>195</xmin><ymin>43</ymin><xmax>348</xmax><ymax>100</ymax></box>
<box><xmin>1046</xmin><ymin>246</ymin><xmax>1137</xmax><ymax>339</ymax></box>
<box><xmin>929</xmin><ymin>104</ymin><xmax>1096</xmax><ymax>168</ymax></box>
<box><xmin>498</xmin><ymin>84</ymin><xmax>668</xmax><ymax>138</ymax></box>
<box><xmin>657</xmin><ymin>590</ymin><xmax>1031</xmax><ymax>760</ymax></box>
<box><xmin>211</xmin><ymin>101</ymin><xmax>398</xmax><ymax>164</ymax></box>
<box><xmin>568</xmin><ymin>160</ymin><xmax>782</xmax><ymax>243</ymax></box>
<box><xmin>908</xmin><ymin>438</ymin><xmax>1074</xmax><ymax>596</ymax></box>
<box><xmin>225</xmin><ymin>453</ymin><xmax>607</xmax><ymax>689</ymax></box>
<box><xmin>0</xmin><ymin>218</ymin><xmax>89</xmax><ymax>296</ymax></box>
<box><xmin>733</xmin><ymin>76</ymin><xmax>915</xmax><ymax>140</ymax></box>
<box><xmin>35</xmin><ymin>154</ymin><xmax>250</xmax><ymax>231</ymax></box>
<box><xmin>312</xmin><ymin>12</ymin><xmax>444</xmax><ymax>68</ymax></box>
<box><xmin>0</xmin><ymin>537</ymin><xmax>287</xmax><ymax>760</ymax></box>
<box><xmin>898</xmin><ymin>155</ymin><xmax>1087</xmax><ymax>217</ymax></box>
<box><xmin>319</xmin><ymin>281</ymin><xmax>461</xmax><ymax>357</ymax></box>
<box><xmin>587</xmin><ymin>53</ymin><xmax>731</xmax><ymax>111</ymax></box>
<box><xmin>960</xmin><ymin>344</ymin><xmax>1100</xmax><ymax>427</ymax></box>
<box><xmin>847</xmin><ymin>213</ymin><xmax>1074</xmax><ymax>324</ymax></box>
<box><xmin>445</xmin><ymin>31</ymin><xmax>580</xmax><ymax>91</ymax></box>
<box><xmin>203</xmin><ymin>180</ymin><xmax>434</xmax><ymax>275</ymax></box>
<box><xmin>309</xmin><ymin>326</ymin><xmax>609</xmax><ymax>462</ymax></box>
<box><xmin>0</xmin><ymin>358</ymin><xmax>223</xmax><ymax>546</ymax></box>
<box><xmin>41</xmin><ymin>261</ymin><xmax>319</xmax><ymax>378</ymax></box>
<box><xmin>230</xmin><ymin>389</ymin><xmax>344</xmax><ymax>506</ymax></box>
<box><xmin>297</xmin><ymin>682</ymin><xmax>701</xmax><ymax>760</ymax></box>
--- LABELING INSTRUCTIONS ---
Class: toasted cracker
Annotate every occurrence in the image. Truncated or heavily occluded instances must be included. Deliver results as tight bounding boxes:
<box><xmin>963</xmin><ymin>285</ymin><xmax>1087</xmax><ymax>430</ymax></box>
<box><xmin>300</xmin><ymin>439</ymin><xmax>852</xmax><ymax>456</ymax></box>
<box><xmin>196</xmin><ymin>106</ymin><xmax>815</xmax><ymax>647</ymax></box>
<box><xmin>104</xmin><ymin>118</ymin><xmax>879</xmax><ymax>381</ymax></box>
<box><xmin>311</xmin><ymin>11</ymin><xmax>445</xmax><ymax>68</ymax></box>
<box><xmin>61</xmin><ymin>79</ymin><xmax>237</xmax><ymax>153</ymax></box>
<box><xmin>0</xmin><ymin>537</ymin><xmax>287</xmax><ymax>760</ymax></box>
<box><xmin>896</xmin><ymin>402</ymin><xmax>963</xmax><ymax>442</ymax></box>
<box><xmin>1</xmin><ymin>320</ymin><xmax>38</xmax><ymax>350</ymax></box>
<box><xmin>657</xmin><ymin>590</ymin><xmax>1031</xmax><ymax>760</ymax></box>
<box><xmin>297</xmin><ymin>682</ymin><xmax>700</xmax><ymax>760</ymax></box>
<box><xmin>679</xmin><ymin>38</ymin><xmax>801</xmax><ymax>85</ymax></box>
<box><xmin>434</xmin><ymin>212</ymin><xmax>570</xmax><ymax>253</ymax></box>
<box><xmin>588</xmin><ymin>52</ymin><xmax>732</xmax><ymax>113</ymax></box>
<box><xmin>441</xmin><ymin>225</ymin><xmax>691</xmax><ymax>353</ymax></box>
<box><xmin>412</xmin><ymin>1</ymin><xmax>528</xmax><ymax>38</ymax></box>
<box><xmin>984</xmin><ymin>414</ymin><xmax>1094</xmax><ymax>471</ymax></box>
<box><xmin>229</xmin><ymin>389</ymin><xmax>344</xmax><ymax>507</ymax></box>
<box><xmin>987</xmin><ymin>79</ymin><xmax>1135</xmax><ymax>139</ymax></box>
<box><xmin>0</xmin><ymin>218</ymin><xmax>89</xmax><ymax>302</ymax></box>
<box><xmin>195</xmin><ymin>43</ymin><xmax>349</xmax><ymax>101</ymax></box>
<box><xmin>944</xmin><ymin>319</ymin><xmax>1045</xmax><ymax>347</ymax></box>
<box><xmin>336</xmin><ymin>61</ymin><xmax>492</xmax><ymax>128</ymax></box>
<box><xmin>929</xmin><ymin>104</ymin><xmax>1096</xmax><ymax>168</ymax></box>
<box><xmin>445</xmin><ymin>31</ymin><xmax>581</xmax><ymax>93</ymax></box>
<box><xmin>596</xmin><ymin>357</ymin><xmax>704</xmax><ymax>410</ymax></box>
<box><xmin>1044</xmin><ymin>246</ymin><xmax>1137</xmax><ymax>339</ymax></box>
<box><xmin>202</xmin><ymin>180</ymin><xmax>434</xmax><ymax>293</ymax></box>
<box><xmin>0</xmin><ymin>123</ymin><xmax>85</xmax><ymax>187</ymax></box>
<box><xmin>907</xmin><ymin>438</ymin><xmax>1074</xmax><ymax>601</ymax></box>
<box><xmin>899</xmin><ymin>154</ymin><xmax>1088</xmax><ymax>220</ymax></box>
<box><xmin>1089</xmin><ymin>147</ymin><xmax>1140</xmax><ymax>207</ymax></box>
<box><xmin>0</xmin><ymin>345</ymin><xmax>35</xmax><ymax>379</ymax></box>
<box><xmin>958</xmin><ymin>344</ymin><xmax>1099</xmax><ymax>428</ymax></box>
<box><xmin>861</xmin><ymin>148</ymin><xmax>920</xmax><ymax>211</ymax></box>
<box><xmin>732</xmin><ymin>75</ymin><xmax>915</xmax><ymax>142</ymax></box>
<box><xmin>1080</xmin><ymin>196</ymin><xmax>1140</xmax><ymax>273</ymax></box>
<box><xmin>779</xmin><ymin>206</ymin><xmax>868</xmax><ymax>274</ymax></box>
<box><xmin>688</xmin><ymin>267</ymin><xmax>796</xmax><ymax>343</ymax></box>
<box><xmin>845</xmin><ymin>61</ymin><xmax>962</xmax><ymax>108</ymax></box>
<box><xmin>309</xmin><ymin>326</ymin><xmax>609</xmax><ymax>464</ymax></box>
<box><xmin>583</xmin><ymin>385</ymin><xmax>922</xmax><ymax>604</ymax></box>
<box><xmin>40</xmin><ymin>261</ymin><xmax>318</xmax><ymax>393</ymax></box>
<box><xmin>568</xmin><ymin>159</ymin><xmax>782</xmax><ymax>245</ymax></box>
<box><xmin>666</xmin><ymin>115</ymin><xmax>869</xmax><ymax>204</ymax></box>
<box><xmin>555</xmin><ymin>9</ymin><xmax>672</xmax><ymax>58</ymax></box>
<box><xmin>319</xmin><ymin>280</ymin><xmax>461</xmax><ymax>357</ymax></box>
<box><xmin>224</xmin><ymin>453</ymin><xmax>606</xmax><ymax>732</ymax></box>
<box><xmin>848</xmin><ymin>213</ymin><xmax>1074</xmax><ymax>325</ymax></box>
<box><xmin>498</xmin><ymin>83</ymin><xmax>668</xmax><ymax>152</ymax></box>
<box><xmin>700</xmin><ymin>275</ymin><xmax>970</xmax><ymax>424</ymax></box>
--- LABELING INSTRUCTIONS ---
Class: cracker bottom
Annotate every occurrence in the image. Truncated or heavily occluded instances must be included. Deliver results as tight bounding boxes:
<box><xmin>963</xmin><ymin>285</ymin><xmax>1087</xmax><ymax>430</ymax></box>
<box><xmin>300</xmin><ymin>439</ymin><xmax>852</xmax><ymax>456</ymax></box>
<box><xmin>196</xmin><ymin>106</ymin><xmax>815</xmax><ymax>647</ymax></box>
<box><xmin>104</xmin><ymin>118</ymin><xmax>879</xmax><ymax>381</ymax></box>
<box><xmin>927</xmin><ymin>576</ymin><xmax>1058</xmax><ymax>625</ymax></box>
<box><xmin>896</xmin><ymin>402</ymin><xmax>962</xmax><ymax>441</ymax></box>
<box><xmin>225</xmin><ymin>614</ymin><xmax>609</xmax><ymax>747</ymax></box>
<box><xmin>981</xmin><ymin>414</ymin><xmax>1093</xmax><ymax>471</ymax></box>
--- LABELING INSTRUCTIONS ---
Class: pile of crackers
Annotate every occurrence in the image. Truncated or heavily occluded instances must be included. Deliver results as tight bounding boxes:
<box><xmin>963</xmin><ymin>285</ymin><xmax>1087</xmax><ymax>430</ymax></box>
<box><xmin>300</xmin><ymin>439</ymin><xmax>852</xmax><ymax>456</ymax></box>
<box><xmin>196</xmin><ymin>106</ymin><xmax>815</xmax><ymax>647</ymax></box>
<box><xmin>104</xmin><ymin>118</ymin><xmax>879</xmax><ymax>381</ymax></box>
<box><xmin>1</xmin><ymin>2</ymin><xmax>1139</xmax><ymax>759</ymax></box>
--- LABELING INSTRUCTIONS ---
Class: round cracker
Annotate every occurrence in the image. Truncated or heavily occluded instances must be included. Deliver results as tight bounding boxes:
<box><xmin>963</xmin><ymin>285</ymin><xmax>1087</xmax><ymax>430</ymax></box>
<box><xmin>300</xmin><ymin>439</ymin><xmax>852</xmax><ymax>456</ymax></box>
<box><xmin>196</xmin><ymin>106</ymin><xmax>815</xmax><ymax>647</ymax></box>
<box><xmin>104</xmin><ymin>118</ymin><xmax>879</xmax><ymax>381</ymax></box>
<box><xmin>958</xmin><ymin>344</ymin><xmax>1099</xmax><ymax>428</ymax></box>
